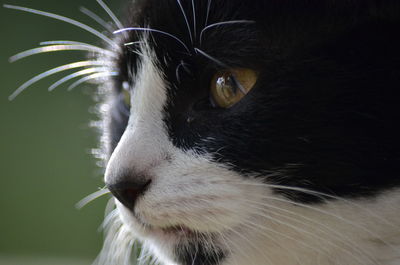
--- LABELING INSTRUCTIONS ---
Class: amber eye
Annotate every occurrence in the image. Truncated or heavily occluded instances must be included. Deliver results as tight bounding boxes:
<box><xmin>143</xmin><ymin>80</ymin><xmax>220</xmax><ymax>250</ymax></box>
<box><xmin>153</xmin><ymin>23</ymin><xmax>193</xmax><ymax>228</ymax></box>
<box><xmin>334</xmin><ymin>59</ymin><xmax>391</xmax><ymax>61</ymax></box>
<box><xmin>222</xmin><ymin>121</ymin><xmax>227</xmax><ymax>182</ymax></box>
<box><xmin>210</xmin><ymin>69</ymin><xmax>258</xmax><ymax>108</ymax></box>
<box><xmin>122</xmin><ymin>81</ymin><xmax>131</xmax><ymax>107</ymax></box>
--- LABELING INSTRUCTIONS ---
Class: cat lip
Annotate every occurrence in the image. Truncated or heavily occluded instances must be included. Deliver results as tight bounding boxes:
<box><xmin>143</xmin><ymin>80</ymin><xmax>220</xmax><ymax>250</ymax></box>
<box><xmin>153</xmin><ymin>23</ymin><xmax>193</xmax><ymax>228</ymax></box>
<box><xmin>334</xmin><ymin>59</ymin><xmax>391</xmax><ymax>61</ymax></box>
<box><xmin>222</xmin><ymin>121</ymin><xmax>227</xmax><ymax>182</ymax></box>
<box><xmin>144</xmin><ymin>222</ymin><xmax>200</xmax><ymax>239</ymax></box>
<box><xmin>160</xmin><ymin>225</ymin><xmax>197</xmax><ymax>237</ymax></box>
<box><xmin>132</xmin><ymin>213</ymin><xmax>198</xmax><ymax>238</ymax></box>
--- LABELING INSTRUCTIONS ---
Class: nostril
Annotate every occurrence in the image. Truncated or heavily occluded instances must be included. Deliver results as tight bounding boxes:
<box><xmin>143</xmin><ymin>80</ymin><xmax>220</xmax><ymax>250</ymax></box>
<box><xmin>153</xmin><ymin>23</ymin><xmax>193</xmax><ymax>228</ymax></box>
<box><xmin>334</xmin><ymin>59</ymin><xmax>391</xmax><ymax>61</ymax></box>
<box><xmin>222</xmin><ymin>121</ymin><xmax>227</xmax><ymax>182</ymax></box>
<box><xmin>107</xmin><ymin>179</ymin><xmax>151</xmax><ymax>210</ymax></box>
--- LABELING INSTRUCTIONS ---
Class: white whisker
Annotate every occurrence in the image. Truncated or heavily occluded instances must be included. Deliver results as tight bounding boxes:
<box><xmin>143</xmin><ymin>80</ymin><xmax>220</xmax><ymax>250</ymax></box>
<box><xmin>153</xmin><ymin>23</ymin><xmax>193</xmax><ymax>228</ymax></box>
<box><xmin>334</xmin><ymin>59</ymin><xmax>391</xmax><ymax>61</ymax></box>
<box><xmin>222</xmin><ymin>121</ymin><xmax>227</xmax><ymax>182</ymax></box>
<box><xmin>10</xmin><ymin>44</ymin><xmax>115</xmax><ymax>63</ymax></box>
<box><xmin>38</xmin><ymin>40</ymin><xmax>115</xmax><ymax>54</ymax></box>
<box><xmin>40</xmin><ymin>40</ymin><xmax>98</xmax><ymax>46</ymax></box>
<box><xmin>201</xmin><ymin>215</ymin><xmax>251</xmax><ymax>265</ymax></box>
<box><xmin>124</xmin><ymin>41</ymin><xmax>144</xmax><ymax>46</ymax></box>
<box><xmin>242</xmin><ymin>201</ymin><xmax>377</xmax><ymax>264</ymax></box>
<box><xmin>67</xmin><ymin>71</ymin><xmax>119</xmax><ymax>90</ymax></box>
<box><xmin>199</xmin><ymin>20</ymin><xmax>255</xmax><ymax>45</ymax></box>
<box><xmin>228</xmin><ymin>226</ymin><xmax>274</xmax><ymax>265</ymax></box>
<box><xmin>8</xmin><ymin>60</ymin><xmax>110</xmax><ymax>100</ymax></box>
<box><xmin>205</xmin><ymin>0</ymin><xmax>212</xmax><ymax>27</ymax></box>
<box><xmin>75</xmin><ymin>188</ymin><xmax>111</xmax><ymax>209</ymax></box>
<box><xmin>115</xmin><ymin>27</ymin><xmax>191</xmax><ymax>54</ymax></box>
<box><xmin>3</xmin><ymin>4</ymin><xmax>117</xmax><ymax>48</ymax></box>
<box><xmin>101</xmin><ymin>208</ymin><xmax>119</xmax><ymax>231</ymax></box>
<box><xmin>233</xmin><ymin>221</ymin><xmax>304</xmax><ymax>264</ymax></box>
<box><xmin>243</xmin><ymin>189</ymin><xmax>398</xmax><ymax>253</ymax></box>
<box><xmin>241</xmin><ymin>218</ymin><xmax>325</xmax><ymax>256</ymax></box>
<box><xmin>48</xmin><ymin>67</ymin><xmax>111</xmax><ymax>91</ymax></box>
<box><xmin>80</xmin><ymin>6</ymin><xmax>114</xmax><ymax>32</ymax></box>
<box><xmin>194</xmin><ymin>48</ymin><xmax>227</xmax><ymax>67</ymax></box>
<box><xmin>176</xmin><ymin>0</ymin><xmax>193</xmax><ymax>44</ymax></box>
<box><xmin>175</xmin><ymin>60</ymin><xmax>190</xmax><ymax>83</ymax></box>
<box><xmin>236</xmin><ymin>181</ymin><xmax>400</xmax><ymax>231</ymax></box>
<box><xmin>240</xmin><ymin>197</ymin><xmax>380</xmax><ymax>264</ymax></box>
<box><xmin>96</xmin><ymin>0</ymin><xmax>124</xmax><ymax>30</ymax></box>
<box><xmin>191</xmin><ymin>0</ymin><xmax>196</xmax><ymax>42</ymax></box>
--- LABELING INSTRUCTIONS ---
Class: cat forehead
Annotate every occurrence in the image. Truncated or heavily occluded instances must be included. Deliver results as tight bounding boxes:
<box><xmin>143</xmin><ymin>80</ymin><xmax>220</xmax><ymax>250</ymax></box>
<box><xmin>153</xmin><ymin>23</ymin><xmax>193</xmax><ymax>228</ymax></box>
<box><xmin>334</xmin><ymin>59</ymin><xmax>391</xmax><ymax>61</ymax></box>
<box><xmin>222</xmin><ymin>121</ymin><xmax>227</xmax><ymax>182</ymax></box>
<box><xmin>114</xmin><ymin>0</ymin><xmax>399</xmax><ymax>81</ymax></box>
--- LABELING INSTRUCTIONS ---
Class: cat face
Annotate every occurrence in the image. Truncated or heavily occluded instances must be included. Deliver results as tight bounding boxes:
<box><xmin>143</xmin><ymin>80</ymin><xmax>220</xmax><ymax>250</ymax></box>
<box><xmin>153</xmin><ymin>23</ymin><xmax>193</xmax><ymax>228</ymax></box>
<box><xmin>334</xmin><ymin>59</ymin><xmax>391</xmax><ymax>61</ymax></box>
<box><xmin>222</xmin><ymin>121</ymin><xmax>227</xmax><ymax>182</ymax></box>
<box><xmin>6</xmin><ymin>0</ymin><xmax>400</xmax><ymax>264</ymax></box>
<box><xmin>101</xmin><ymin>1</ymin><xmax>400</xmax><ymax>264</ymax></box>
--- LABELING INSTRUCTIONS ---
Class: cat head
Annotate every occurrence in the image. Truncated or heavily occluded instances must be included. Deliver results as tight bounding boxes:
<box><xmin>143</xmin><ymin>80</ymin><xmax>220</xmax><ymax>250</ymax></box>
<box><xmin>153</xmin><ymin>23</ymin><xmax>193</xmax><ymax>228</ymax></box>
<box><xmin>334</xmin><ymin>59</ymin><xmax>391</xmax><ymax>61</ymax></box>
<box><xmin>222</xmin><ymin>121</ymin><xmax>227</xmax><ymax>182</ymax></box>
<box><xmin>5</xmin><ymin>0</ymin><xmax>400</xmax><ymax>265</ymax></box>
<box><xmin>102</xmin><ymin>1</ymin><xmax>400</xmax><ymax>264</ymax></box>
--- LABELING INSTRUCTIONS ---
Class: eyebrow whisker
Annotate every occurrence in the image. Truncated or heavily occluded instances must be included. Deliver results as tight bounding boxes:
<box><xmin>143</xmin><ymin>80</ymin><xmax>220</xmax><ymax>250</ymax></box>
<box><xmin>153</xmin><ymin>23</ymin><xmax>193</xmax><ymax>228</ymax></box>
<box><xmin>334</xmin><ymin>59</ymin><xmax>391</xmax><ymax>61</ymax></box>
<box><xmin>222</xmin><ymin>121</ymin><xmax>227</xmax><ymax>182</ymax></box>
<box><xmin>191</xmin><ymin>0</ymin><xmax>197</xmax><ymax>43</ymax></box>
<box><xmin>204</xmin><ymin>0</ymin><xmax>212</xmax><ymax>27</ymax></box>
<box><xmin>199</xmin><ymin>20</ymin><xmax>255</xmax><ymax>45</ymax></box>
<box><xmin>194</xmin><ymin>48</ymin><xmax>227</xmax><ymax>68</ymax></box>
<box><xmin>176</xmin><ymin>0</ymin><xmax>193</xmax><ymax>44</ymax></box>
<box><xmin>115</xmin><ymin>27</ymin><xmax>191</xmax><ymax>54</ymax></box>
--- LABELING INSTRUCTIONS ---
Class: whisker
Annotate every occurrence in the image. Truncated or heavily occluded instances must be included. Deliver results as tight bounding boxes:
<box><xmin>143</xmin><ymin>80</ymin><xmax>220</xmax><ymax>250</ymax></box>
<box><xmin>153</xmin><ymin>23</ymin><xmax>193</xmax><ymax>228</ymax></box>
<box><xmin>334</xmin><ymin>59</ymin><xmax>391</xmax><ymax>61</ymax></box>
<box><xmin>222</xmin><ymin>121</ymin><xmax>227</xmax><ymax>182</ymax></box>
<box><xmin>175</xmin><ymin>60</ymin><xmax>190</xmax><ymax>83</ymax></box>
<box><xmin>115</xmin><ymin>27</ymin><xmax>191</xmax><ymax>54</ymax></box>
<box><xmin>101</xmin><ymin>208</ymin><xmax>119</xmax><ymax>230</ymax></box>
<box><xmin>8</xmin><ymin>60</ymin><xmax>110</xmax><ymax>100</ymax></box>
<box><xmin>67</xmin><ymin>71</ymin><xmax>119</xmax><ymax>90</ymax></box>
<box><xmin>201</xmin><ymin>215</ymin><xmax>253</xmax><ymax>265</ymax></box>
<box><xmin>242</xmin><ymin>201</ymin><xmax>377</xmax><ymax>264</ymax></box>
<box><xmin>240</xmin><ymin>197</ymin><xmax>379</xmax><ymax>263</ymax></box>
<box><xmin>124</xmin><ymin>41</ymin><xmax>144</xmax><ymax>46</ymax></box>
<box><xmin>124</xmin><ymin>46</ymin><xmax>145</xmax><ymax>57</ymax></box>
<box><xmin>234</xmin><ymin>221</ymin><xmax>309</xmax><ymax>264</ymax></box>
<box><xmin>236</xmin><ymin>181</ymin><xmax>400</xmax><ymax>231</ymax></box>
<box><xmin>194</xmin><ymin>48</ymin><xmax>227</xmax><ymax>68</ymax></box>
<box><xmin>48</xmin><ymin>67</ymin><xmax>110</xmax><ymax>91</ymax></box>
<box><xmin>199</xmin><ymin>20</ymin><xmax>255</xmax><ymax>45</ymax></box>
<box><xmin>104</xmin><ymin>197</ymin><xmax>116</xmax><ymax>218</ymax></box>
<box><xmin>240</xmin><ymin>219</ymin><xmax>325</xmax><ymax>256</ymax></box>
<box><xmin>204</xmin><ymin>0</ymin><xmax>212</xmax><ymax>27</ymax></box>
<box><xmin>96</xmin><ymin>0</ymin><xmax>124</xmax><ymax>29</ymax></box>
<box><xmin>217</xmin><ymin>233</ymin><xmax>240</xmax><ymax>265</ymax></box>
<box><xmin>176</xmin><ymin>0</ymin><xmax>193</xmax><ymax>44</ymax></box>
<box><xmin>75</xmin><ymin>188</ymin><xmax>111</xmax><ymax>209</ymax></box>
<box><xmin>40</xmin><ymin>40</ymin><xmax>101</xmax><ymax>46</ymax></box>
<box><xmin>10</xmin><ymin>44</ymin><xmax>115</xmax><ymax>63</ymax></box>
<box><xmin>246</xmin><ymin>189</ymin><xmax>398</xmax><ymax>253</ymax></box>
<box><xmin>3</xmin><ymin>4</ymin><xmax>117</xmax><ymax>48</ymax></box>
<box><xmin>191</xmin><ymin>0</ymin><xmax>196</xmax><ymax>43</ymax></box>
<box><xmin>38</xmin><ymin>40</ymin><xmax>115</xmax><ymax>54</ymax></box>
<box><xmin>80</xmin><ymin>6</ymin><xmax>114</xmax><ymax>32</ymax></box>
<box><xmin>228</xmin><ymin>226</ymin><xmax>274</xmax><ymax>265</ymax></box>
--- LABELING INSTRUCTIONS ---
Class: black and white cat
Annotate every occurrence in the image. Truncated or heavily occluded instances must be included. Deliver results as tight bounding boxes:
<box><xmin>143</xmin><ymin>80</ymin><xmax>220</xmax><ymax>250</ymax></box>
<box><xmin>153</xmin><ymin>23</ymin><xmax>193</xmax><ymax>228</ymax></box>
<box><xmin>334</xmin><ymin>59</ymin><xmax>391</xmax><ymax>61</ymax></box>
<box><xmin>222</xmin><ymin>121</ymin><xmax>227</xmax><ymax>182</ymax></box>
<box><xmin>5</xmin><ymin>0</ymin><xmax>400</xmax><ymax>265</ymax></box>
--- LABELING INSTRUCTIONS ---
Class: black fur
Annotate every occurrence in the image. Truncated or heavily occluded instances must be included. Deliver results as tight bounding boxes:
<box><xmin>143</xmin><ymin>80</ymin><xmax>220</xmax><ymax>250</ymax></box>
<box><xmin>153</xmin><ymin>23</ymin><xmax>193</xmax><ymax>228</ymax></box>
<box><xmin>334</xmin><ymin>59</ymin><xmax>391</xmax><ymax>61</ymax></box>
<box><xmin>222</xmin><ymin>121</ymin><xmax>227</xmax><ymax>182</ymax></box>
<box><xmin>175</xmin><ymin>241</ymin><xmax>225</xmax><ymax>265</ymax></box>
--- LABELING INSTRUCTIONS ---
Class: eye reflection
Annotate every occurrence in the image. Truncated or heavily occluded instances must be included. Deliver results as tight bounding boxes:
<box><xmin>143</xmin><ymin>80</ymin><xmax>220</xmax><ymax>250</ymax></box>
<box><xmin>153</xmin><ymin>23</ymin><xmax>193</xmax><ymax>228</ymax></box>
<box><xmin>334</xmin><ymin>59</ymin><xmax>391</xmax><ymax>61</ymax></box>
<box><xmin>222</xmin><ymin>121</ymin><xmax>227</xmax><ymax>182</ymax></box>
<box><xmin>210</xmin><ymin>68</ymin><xmax>258</xmax><ymax>108</ymax></box>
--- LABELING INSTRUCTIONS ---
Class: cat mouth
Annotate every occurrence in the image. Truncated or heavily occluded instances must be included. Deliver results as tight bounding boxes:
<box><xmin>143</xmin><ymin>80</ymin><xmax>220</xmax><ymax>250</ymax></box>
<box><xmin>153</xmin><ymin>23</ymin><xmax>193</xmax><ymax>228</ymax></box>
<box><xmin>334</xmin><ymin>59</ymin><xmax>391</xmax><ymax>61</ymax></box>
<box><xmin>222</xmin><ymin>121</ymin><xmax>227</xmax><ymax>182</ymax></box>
<box><xmin>132</xmin><ymin>213</ymin><xmax>200</xmax><ymax>240</ymax></box>
<box><xmin>160</xmin><ymin>225</ymin><xmax>197</xmax><ymax>237</ymax></box>
<box><xmin>149</xmin><ymin>224</ymin><xmax>201</xmax><ymax>241</ymax></box>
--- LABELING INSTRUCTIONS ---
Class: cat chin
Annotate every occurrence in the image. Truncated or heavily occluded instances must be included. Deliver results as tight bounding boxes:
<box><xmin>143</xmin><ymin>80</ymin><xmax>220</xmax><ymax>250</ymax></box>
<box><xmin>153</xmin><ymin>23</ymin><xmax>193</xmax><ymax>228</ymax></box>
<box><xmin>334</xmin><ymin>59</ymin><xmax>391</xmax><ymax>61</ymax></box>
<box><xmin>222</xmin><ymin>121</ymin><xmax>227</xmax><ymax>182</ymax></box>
<box><xmin>116</xmin><ymin>188</ymin><xmax>400</xmax><ymax>265</ymax></box>
<box><xmin>117</xmin><ymin>201</ymin><xmax>229</xmax><ymax>265</ymax></box>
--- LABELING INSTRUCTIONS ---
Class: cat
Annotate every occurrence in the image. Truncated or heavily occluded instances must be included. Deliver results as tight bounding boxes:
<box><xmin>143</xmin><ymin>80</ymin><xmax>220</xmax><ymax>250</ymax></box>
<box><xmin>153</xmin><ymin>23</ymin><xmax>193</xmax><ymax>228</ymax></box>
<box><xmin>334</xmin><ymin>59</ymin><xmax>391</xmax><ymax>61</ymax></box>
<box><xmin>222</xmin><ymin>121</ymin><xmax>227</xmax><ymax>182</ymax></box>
<box><xmin>5</xmin><ymin>0</ymin><xmax>400</xmax><ymax>265</ymax></box>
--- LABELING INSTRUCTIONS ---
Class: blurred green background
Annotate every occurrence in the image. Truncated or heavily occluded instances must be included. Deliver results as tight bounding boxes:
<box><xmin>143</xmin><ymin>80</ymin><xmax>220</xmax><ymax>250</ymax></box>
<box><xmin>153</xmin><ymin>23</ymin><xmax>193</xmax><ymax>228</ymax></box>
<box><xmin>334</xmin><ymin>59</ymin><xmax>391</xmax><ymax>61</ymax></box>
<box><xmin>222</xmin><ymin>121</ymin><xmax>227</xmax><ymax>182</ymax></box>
<box><xmin>0</xmin><ymin>0</ymin><xmax>123</xmax><ymax>264</ymax></box>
